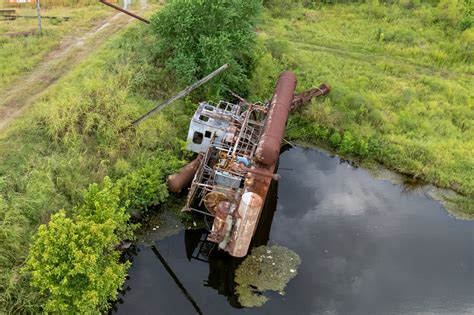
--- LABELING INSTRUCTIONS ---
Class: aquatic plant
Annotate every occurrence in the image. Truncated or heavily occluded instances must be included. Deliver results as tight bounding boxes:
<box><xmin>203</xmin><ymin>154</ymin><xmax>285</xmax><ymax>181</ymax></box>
<box><xmin>235</xmin><ymin>245</ymin><xmax>301</xmax><ymax>307</ymax></box>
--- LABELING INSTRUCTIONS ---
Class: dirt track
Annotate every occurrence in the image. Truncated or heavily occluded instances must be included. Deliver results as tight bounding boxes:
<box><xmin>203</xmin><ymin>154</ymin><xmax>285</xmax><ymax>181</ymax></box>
<box><xmin>0</xmin><ymin>12</ymin><xmax>136</xmax><ymax>131</ymax></box>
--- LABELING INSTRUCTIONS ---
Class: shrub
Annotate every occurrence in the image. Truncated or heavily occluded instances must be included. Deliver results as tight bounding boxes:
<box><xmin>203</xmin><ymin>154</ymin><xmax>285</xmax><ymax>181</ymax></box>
<box><xmin>150</xmin><ymin>0</ymin><xmax>263</xmax><ymax>96</ymax></box>
<box><xmin>24</xmin><ymin>178</ymin><xmax>134</xmax><ymax>314</ymax></box>
<box><xmin>115</xmin><ymin>157</ymin><xmax>184</xmax><ymax>212</ymax></box>
<box><xmin>339</xmin><ymin>131</ymin><xmax>355</xmax><ymax>155</ymax></box>
<box><xmin>329</xmin><ymin>132</ymin><xmax>342</xmax><ymax>148</ymax></box>
<box><xmin>248</xmin><ymin>51</ymin><xmax>282</xmax><ymax>100</ymax></box>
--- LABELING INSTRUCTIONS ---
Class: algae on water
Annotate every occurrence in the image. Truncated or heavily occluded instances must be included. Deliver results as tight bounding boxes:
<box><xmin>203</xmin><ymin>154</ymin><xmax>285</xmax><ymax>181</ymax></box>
<box><xmin>235</xmin><ymin>245</ymin><xmax>301</xmax><ymax>307</ymax></box>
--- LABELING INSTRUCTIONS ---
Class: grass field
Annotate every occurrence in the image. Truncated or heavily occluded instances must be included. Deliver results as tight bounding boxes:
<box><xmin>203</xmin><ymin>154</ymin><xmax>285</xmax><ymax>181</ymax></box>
<box><xmin>0</xmin><ymin>4</ymin><xmax>112</xmax><ymax>91</ymax></box>
<box><xmin>249</xmin><ymin>2</ymin><xmax>473</xmax><ymax>214</ymax></box>
<box><xmin>0</xmin><ymin>1</ymin><xmax>472</xmax><ymax>312</ymax></box>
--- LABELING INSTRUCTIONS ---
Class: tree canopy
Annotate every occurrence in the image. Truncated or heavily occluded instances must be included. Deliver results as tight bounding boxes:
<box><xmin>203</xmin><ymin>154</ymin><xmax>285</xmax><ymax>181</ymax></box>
<box><xmin>150</xmin><ymin>0</ymin><xmax>263</xmax><ymax>95</ymax></box>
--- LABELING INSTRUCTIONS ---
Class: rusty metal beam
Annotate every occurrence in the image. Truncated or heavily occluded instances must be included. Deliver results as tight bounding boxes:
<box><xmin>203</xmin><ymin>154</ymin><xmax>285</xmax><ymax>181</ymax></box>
<box><xmin>99</xmin><ymin>0</ymin><xmax>150</xmax><ymax>24</ymax></box>
<box><xmin>290</xmin><ymin>83</ymin><xmax>331</xmax><ymax>111</ymax></box>
<box><xmin>129</xmin><ymin>64</ymin><xmax>229</xmax><ymax>128</ymax></box>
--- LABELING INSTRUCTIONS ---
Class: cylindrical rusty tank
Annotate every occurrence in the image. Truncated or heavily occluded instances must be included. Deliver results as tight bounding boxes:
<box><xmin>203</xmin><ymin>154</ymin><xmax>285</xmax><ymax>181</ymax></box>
<box><xmin>167</xmin><ymin>153</ymin><xmax>204</xmax><ymax>193</ymax></box>
<box><xmin>255</xmin><ymin>71</ymin><xmax>297</xmax><ymax>166</ymax></box>
<box><xmin>227</xmin><ymin>192</ymin><xmax>263</xmax><ymax>257</ymax></box>
<box><xmin>209</xmin><ymin>201</ymin><xmax>231</xmax><ymax>243</ymax></box>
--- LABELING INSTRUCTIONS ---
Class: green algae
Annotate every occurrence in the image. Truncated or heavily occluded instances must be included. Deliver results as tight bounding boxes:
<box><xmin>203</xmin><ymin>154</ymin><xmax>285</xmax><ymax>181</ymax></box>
<box><xmin>235</xmin><ymin>245</ymin><xmax>301</xmax><ymax>307</ymax></box>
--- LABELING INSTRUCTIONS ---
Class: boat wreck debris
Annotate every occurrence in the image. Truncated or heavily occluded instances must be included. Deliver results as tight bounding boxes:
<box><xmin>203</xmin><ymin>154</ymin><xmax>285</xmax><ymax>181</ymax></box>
<box><xmin>167</xmin><ymin>70</ymin><xmax>330</xmax><ymax>257</ymax></box>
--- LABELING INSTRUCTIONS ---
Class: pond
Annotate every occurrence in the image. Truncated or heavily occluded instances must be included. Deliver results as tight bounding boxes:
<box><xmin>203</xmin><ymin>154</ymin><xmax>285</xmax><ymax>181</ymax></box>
<box><xmin>113</xmin><ymin>146</ymin><xmax>474</xmax><ymax>315</ymax></box>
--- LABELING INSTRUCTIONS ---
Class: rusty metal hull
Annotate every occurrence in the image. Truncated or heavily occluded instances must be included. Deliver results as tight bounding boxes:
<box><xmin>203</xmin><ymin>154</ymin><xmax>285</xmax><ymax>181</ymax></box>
<box><xmin>167</xmin><ymin>153</ymin><xmax>203</xmax><ymax>193</ymax></box>
<box><xmin>226</xmin><ymin>72</ymin><xmax>297</xmax><ymax>257</ymax></box>
<box><xmin>179</xmin><ymin>71</ymin><xmax>329</xmax><ymax>258</ymax></box>
<box><xmin>227</xmin><ymin>192</ymin><xmax>263</xmax><ymax>257</ymax></box>
<box><xmin>255</xmin><ymin>72</ymin><xmax>297</xmax><ymax>166</ymax></box>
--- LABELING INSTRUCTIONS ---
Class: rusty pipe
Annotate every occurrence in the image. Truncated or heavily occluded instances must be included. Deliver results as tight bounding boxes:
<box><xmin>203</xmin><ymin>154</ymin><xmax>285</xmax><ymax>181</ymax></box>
<box><xmin>255</xmin><ymin>72</ymin><xmax>297</xmax><ymax>166</ymax></box>
<box><xmin>167</xmin><ymin>153</ymin><xmax>204</xmax><ymax>193</ymax></box>
<box><xmin>99</xmin><ymin>0</ymin><xmax>150</xmax><ymax>24</ymax></box>
<box><xmin>239</xmin><ymin>165</ymin><xmax>280</xmax><ymax>181</ymax></box>
<box><xmin>290</xmin><ymin>83</ymin><xmax>331</xmax><ymax>112</ymax></box>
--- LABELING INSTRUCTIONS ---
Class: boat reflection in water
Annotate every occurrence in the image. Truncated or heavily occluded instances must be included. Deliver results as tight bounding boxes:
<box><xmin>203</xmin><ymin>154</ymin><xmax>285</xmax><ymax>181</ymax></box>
<box><xmin>184</xmin><ymin>178</ymin><xmax>279</xmax><ymax>308</ymax></box>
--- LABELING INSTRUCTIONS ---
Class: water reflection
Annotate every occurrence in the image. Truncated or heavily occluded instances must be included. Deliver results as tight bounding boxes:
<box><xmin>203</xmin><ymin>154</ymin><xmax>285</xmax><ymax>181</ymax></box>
<box><xmin>184</xmin><ymin>179</ymin><xmax>280</xmax><ymax>308</ymax></box>
<box><xmin>114</xmin><ymin>146</ymin><xmax>474</xmax><ymax>315</ymax></box>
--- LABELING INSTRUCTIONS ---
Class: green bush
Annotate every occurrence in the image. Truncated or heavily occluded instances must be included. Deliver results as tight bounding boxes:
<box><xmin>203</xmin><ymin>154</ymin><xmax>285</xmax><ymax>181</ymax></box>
<box><xmin>115</xmin><ymin>157</ymin><xmax>184</xmax><ymax>212</ymax></box>
<box><xmin>339</xmin><ymin>131</ymin><xmax>355</xmax><ymax>155</ymax></box>
<box><xmin>434</xmin><ymin>0</ymin><xmax>468</xmax><ymax>28</ymax></box>
<box><xmin>24</xmin><ymin>178</ymin><xmax>134</xmax><ymax>314</ymax></box>
<box><xmin>150</xmin><ymin>0</ymin><xmax>263</xmax><ymax>96</ymax></box>
<box><xmin>329</xmin><ymin>132</ymin><xmax>342</xmax><ymax>147</ymax></box>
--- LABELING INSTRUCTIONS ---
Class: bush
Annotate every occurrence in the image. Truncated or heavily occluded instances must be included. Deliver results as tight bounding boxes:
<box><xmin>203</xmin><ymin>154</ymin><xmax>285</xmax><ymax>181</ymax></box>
<box><xmin>339</xmin><ymin>131</ymin><xmax>355</xmax><ymax>155</ymax></box>
<box><xmin>115</xmin><ymin>157</ymin><xmax>184</xmax><ymax>212</ymax></box>
<box><xmin>434</xmin><ymin>0</ymin><xmax>467</xmax><ymax>28</ymax></box>
<box><xmin>150</xmin><ymin>0</ymin><xmax>263</xmax><ymax>96</ymax></box>
<box><xmin>329</xmin><ymin>132</ymin><xmax>342</xmax><ymax>147</ymax></box>
<box><xmin>24</xmin><ymin>178</ymin><xmax>134</xmax><ymax>314</ymax></box>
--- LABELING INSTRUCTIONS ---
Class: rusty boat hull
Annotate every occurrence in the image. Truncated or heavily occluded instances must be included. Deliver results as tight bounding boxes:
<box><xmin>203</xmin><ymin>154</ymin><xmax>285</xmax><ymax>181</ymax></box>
<box><xmin>168</xmin><ymin>72</ymin><xmax>329</xmax><ymax>258</ymax></box>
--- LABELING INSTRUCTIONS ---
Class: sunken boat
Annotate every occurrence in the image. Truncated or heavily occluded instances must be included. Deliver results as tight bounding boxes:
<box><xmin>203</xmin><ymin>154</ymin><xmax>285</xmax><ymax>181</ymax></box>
<box><xmin>167</xmin><ymin>72</ymin><xmax>330</xmax><ymax>257</ymax></box>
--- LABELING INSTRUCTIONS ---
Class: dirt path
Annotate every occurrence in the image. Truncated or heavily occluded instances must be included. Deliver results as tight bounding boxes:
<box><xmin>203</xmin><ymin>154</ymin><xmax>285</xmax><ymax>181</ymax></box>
<box><xmin>0</xmin><ymin>12</ymin><xmax>137</xmax><ymax>131</ymax></box>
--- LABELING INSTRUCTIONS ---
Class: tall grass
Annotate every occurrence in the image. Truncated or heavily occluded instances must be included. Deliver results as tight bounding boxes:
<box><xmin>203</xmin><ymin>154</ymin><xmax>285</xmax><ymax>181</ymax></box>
<box><xmin>250</xmin><ymin>2</ymin><xmax>473</xmax><ymax>213</ymax></box>
<box><xmin>0</xmin><ymin>22</ymin><xmax>189</xmax><ymax>313</ymax></box>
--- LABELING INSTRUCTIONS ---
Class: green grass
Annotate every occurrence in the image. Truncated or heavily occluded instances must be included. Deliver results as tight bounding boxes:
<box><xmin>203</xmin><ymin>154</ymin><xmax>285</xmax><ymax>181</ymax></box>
<box><xmin>0</xmin><ymin>20</ymin><xmax>191</xmax><ymax>312</ymax></box>
<box><xmin>249</xmin><ymin>2</ymin><xmax>473</xmax><ymax>214</ymax></box>
<box><xmin>0</xmin><ymin>1</ymin><xmax>473</xmax><ymax>312</ymax></box>
<box><xmin>0</xmin><ymin>5</ymin><xmax>112</xmax><ymax>91</ymax></box>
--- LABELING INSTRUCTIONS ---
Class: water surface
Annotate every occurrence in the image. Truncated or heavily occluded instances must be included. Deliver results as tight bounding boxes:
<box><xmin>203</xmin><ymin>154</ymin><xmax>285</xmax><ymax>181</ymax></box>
<box><xmin>115</xmin><ymin>146</ymin><xmax>474</xmax><ymax>315</ymax></box>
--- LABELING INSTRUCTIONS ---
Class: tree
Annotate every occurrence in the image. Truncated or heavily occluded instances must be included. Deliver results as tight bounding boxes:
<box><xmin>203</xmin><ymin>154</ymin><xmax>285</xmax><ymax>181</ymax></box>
<box><xmin>150</xmin><ymin>0</ymin><xmax>262</xmax><ymax>95</ymax></box>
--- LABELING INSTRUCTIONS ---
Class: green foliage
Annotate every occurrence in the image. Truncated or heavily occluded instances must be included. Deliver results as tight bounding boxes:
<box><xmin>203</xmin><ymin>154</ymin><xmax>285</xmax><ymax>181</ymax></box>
<box><xmin>339</xmin><ymin>131</ymin><xmax>355</xmax><ymax>155</ymax></box>
<box><xmin>329</xmin><ymin>132</ymin><xmax>342</xmax><ymax>147</ymax></box>
<box><xmin>150</xmin><ymin>0</ymin><xmax>263</xmax><ymax>95</ymax></box>
<box><xmin>0</xmin><ymin>24</ymin><xmax>187</xmax><ymax>313</ymax></box>
<box><xmin>247</xmin><ymin>50</ymin><xmax>282</xmax><ymax>100</ymax></box>
<box><xmin>115</xmin><ymin>157</ymin><xmax>184</xmax><ymax>212</ymax></box>
<box><xmin>23</xmin><ymin>178</ymin><xmax>133</xmax><ymax>313</ymax></box>
<box><xmin>24</xmin><ymin>178</ymin><xmax>133</xmax><ymax>313</ymax></box>
<box><xmin>434</xmin><ymin>0</ymin><xmax>470</xmax><ymax>29</ymax></box>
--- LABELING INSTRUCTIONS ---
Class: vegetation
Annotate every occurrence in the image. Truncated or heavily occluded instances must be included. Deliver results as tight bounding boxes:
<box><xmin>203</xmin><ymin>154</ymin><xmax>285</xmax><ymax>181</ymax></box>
<box><xmin>149</xmin><ymin>0</ymin><xmax>263</xmax><ymax>95</ymax></box>
<box><xmin>24</xmin><ymin>178</ymin><xmax>134</xmax><ymax>313</ymax></box>
<box><xmin>0</xmin><ymin>0</ymin><xmax>472</xmax><ymax>313</ymax></box>
<box><xmin>250</xmin><ymin>1</ymin><xmax>473</xmax><ymax>213</ymax></box>
<box><xmin>0</xmin><ymin>21</ymin><xmax>188</xmax><ymax>313</ymax></box>
<box><xmin>0</xmin><ymin>4</ymin><xmax>112</xmax><ymax>91</ymax></box>
<box><xmin>235</xmin><ymin>245</ymin><xmax>301</xmax><ymax>307</ymax></box>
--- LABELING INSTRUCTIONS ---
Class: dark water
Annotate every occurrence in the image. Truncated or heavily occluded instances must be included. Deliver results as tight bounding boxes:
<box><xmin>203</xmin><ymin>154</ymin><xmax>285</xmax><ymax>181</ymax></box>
<box><xmin>114</xmin><ymin>147</ymin><xmax>474</xmax><ymax>315</ymax></box>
